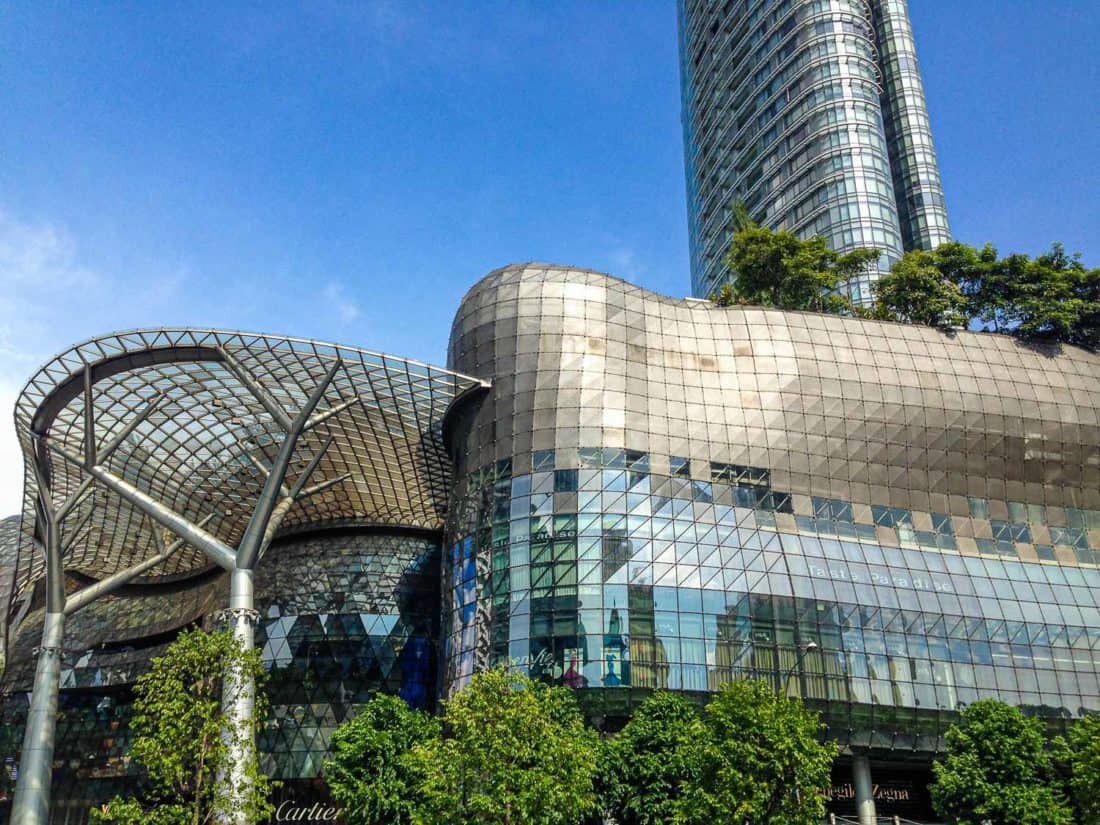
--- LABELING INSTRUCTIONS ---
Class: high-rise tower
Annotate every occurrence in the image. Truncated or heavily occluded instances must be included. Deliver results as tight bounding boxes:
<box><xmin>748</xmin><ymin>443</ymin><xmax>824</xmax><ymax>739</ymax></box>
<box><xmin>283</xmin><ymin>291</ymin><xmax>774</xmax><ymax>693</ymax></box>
<box><xmin>678</xmin><ymin>0</ymin><xmax>951</xmax><ymax>302</ymax></box>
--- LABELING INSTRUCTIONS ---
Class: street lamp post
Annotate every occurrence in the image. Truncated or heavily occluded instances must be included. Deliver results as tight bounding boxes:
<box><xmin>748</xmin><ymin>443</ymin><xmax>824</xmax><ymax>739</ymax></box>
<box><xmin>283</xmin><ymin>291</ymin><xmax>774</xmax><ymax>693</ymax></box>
<box><xmin>783</xmin><ymin>640</ymin><xmax>818</xmax><ymax>695</ymax></box>
<box><xmin>780</xmin><ymin>641</ymin><xmax>818</xmax><ymax>816</ymax></box>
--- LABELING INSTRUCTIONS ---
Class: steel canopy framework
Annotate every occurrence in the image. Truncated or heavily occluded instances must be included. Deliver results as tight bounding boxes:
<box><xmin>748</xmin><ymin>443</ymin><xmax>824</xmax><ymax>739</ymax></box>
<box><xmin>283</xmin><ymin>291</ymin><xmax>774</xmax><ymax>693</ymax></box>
<box><xmin>2</xmin><ymin>327</ymin><xmax>488</xmax><ymax>825</ymax></box>
<box><xmin>5</xmin><ymin>328</ymin><xmax>488</xmax><ymax>637</ymax></box>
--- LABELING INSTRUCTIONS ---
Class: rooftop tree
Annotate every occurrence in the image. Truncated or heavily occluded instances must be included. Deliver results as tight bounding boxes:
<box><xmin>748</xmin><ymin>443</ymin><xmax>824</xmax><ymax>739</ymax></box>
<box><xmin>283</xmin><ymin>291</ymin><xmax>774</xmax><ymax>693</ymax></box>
<box><xmin>722</xmin><ymin>221</ymin><xmax>880</xmax><ymax>314</ymax></box>
<box><xmin>870</xmin><ymin>248</ymin><xmax>970</xmax><ymax>328</ymax></box>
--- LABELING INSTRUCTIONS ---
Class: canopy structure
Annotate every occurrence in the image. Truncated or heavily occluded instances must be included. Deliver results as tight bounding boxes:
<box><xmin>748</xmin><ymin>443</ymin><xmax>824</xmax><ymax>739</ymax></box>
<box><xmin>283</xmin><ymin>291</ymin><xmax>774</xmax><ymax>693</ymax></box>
<box><xmin>2</xmin><ymin>328</ymin><xmax>488</xmax><ymax>664</ymax></box>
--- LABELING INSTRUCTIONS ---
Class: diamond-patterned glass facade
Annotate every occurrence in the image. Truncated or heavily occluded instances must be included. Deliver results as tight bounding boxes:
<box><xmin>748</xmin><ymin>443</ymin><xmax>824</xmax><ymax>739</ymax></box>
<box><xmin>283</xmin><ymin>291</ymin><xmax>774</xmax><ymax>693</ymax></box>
<box><xmin>257</xmin><ymin>531</ymin><xmax>441</xmax><ymax>779</ymax></box>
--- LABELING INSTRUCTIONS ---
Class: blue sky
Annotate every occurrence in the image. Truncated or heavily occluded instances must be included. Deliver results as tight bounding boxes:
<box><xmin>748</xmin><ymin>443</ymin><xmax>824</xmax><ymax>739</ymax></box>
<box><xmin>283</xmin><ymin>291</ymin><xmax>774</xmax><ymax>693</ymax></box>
<box><xmin>1</xmin><ymin>1</ymin><xmax>1097</xmax><ymax>514</ymax></box>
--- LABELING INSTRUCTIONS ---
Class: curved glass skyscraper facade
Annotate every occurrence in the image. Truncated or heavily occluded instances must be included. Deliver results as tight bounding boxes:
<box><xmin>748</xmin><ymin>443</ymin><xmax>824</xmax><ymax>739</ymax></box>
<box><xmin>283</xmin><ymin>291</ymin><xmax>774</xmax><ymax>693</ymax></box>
<box><xmin>679</xmin><ymin>0</ymin><xmax>952</xmax><ymax>302</ymax></box>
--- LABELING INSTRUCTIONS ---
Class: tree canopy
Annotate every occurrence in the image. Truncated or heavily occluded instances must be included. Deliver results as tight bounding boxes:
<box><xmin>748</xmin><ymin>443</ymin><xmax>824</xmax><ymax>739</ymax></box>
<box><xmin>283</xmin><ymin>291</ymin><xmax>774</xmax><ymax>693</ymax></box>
<box><xmin>1067</xmin><ymin>713</ymin><xmax>1100</xmax><ymax>825</ymax></box>
<box><xmin>324</xmin><ymin>693</ymin><xmax>440</xmax><ymax>825</ymax></box>
<box><xmin>713</xmin><ymin>212</ymin><xmax>1100</xmax><ymax>350</ymax></box>
<box><xmin>930</xmin><ymin>699</ymin><xmax>1073</xmax><ymax>825</ymax></box>
<box><xmin>90</xmin><ymin>628</ymin><xmax>274</xmax><ymax>825</ymax></box>
<box><xmin>676</xmin><ymin>678</ymin><xmax>835</xmax><ymax>825</ymax></box>
<box><xmin>409</xmin><ymin>666</ymin><xmax>600</xmax><ymax>825</ymax></box>
<box><xmin>597</xmin><ymin>691</ymin><xmax>703</xmax><ymax>825</ymax></box>
<box><xmin>868</xmin><ymin>248</ymin><xmax>969</xmax><ymax>328</ymax></box>
<box><xmin>722</xmin><ymin>220</ymin><xmax>880</xmax><ymax>314</ymax></box>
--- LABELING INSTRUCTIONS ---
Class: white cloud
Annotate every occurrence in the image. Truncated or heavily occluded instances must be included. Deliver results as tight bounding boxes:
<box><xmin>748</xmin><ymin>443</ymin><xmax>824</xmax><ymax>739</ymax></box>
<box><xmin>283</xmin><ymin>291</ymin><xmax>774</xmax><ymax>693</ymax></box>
<box><xmin>0</xmin><ymin>211</ymin><xmax>100</xmax><ymax>291</ymax></box>
<box><xmin>0</xmin><ymin>210</ymin><xmax>375</xmax><ymax>517</ymax></box>
<box><xmin>322</xmin><ymin>281</ymin><xmax>361</xmax><ymax>324</ymax></box>
<box><xmin>607</xmin><ymin>244</ymin><xmax>643</xmax><ymax>280</ymax></box>
<box><xmin>0</xmin><ymin>210</ymin><xmax>111</xmax><ymax>516</ymax></box>
<box><xmin>0</xmin><ymin>380</ymin><xmax>26</xmax><ymax>518</ymax></box>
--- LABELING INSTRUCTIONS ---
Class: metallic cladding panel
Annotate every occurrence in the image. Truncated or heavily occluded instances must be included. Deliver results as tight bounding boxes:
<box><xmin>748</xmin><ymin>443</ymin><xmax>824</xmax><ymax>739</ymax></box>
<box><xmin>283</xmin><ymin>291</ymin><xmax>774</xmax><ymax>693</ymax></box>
<box><xmin>443</xmin><ymin>263</ymin><xmax>1100</xmax><ymax>747</ymax></box>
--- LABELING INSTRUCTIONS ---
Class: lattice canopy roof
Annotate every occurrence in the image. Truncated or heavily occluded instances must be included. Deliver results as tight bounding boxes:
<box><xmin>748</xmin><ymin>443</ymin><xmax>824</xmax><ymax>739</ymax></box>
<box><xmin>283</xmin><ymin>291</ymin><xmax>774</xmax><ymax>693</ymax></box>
<box><xmin>4</xmin><ymin>328</ymin><xmax>488</xmax><ymax>634</ymax></box>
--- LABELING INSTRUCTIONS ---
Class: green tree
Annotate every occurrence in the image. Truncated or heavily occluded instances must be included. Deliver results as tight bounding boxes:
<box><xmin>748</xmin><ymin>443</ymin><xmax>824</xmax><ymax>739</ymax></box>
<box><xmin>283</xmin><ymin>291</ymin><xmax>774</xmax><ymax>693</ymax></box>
<box><xmin>935</xmin><ymin>240</ymin><xmax>1100</xmax><ymax>348</ymax></box>
<box><xmin>1005</xmin><ymin>244</ymin><xmax>1087</xmax><ymax>343</ymax></box>
<box><xmin>324</xmin><ymin>693</ymin><xmax>440</xmax><ymax>825</ymax></box>
<box><xmin>710</xmin><ymin>281</ymin><xmax>739</xmax><ymax>307</ymax></box>
<box><xmin>871</xmin><ymin>249</ymin><xmax>970</xmax><ymax>328</ymax></box>
<box><xmin>676</xmin><ymin>679</ymin><xmax>835</xmax><ymax>825</ymax></box>
<box><xmin>90</xmin><ymin>628</ymin><xmax>273</xmax><ymax>825</ymax></box>
<box><xmin>1067</xmin><ymin>713</ymin><xmax>1100</xmax><ymax>825</ymax></box>
<box><xmin>930</xmin><ymin>699</ymin><xmax>1072</xmax><ymax>825</ymax></box>
<box><xmin>930</xmin><ymin>241</ymin><xmax>1002</xmax><ymax>328</ymax></box>
<box><xmin>409</xmin><ymin>666</ymin><xmax>599</xmax><ymax>825</ymax></box>
<box><xmin>598</xmin><ymin>691</ymin><xmax>702</xmax><ymax>825</ymax></box>
<box><xmin>1072</xmin><ymin>264</ymin><xmax>1100</xmax><ymax>350</ymax></box>
<box><xmin>722</xmin><ymin>211</ymin><xmax>880</xmax><ymax>314</ymax></box>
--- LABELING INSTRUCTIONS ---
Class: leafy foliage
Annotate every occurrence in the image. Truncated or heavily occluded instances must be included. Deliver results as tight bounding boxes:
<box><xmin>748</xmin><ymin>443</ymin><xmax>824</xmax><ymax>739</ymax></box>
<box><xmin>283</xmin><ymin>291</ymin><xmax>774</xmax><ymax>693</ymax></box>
<box><xmin>597</xmin><ymin>691</ymin><xmax>702</xmax><ymax>825</ymax></box>
<box><xmin>869</xmin><ymin>241</ymin><xmax>1100</xmax><ymax>346</ymax></box>
<box><xmin>409</xmin><ymin>666</ymin><xmax>599</xmax><ymax>825</ymax></box>
<box><xmin>1008</xmin><ymin>244</ymin><xmax>1099</xmax><ymax>347</ymax></box>
<box><xmin>710</xmin><ymin>281</ymin><xmax>739</xmax><ymax>307</ymax></box>
<box><xmin>676</xmin><ymin>679</ymin><xmax>835</xmax><ymax>825</ymax></box>
<box><xmin>90</xmin><ymin>628</ymin><xmax>273</xmax><ymax>825</ymax></box>
<box><xmin>711</xmin><ymin>214</ymin><xmax>1100</xmax><ymax>350</ymax></box>
<box><xmin>870</xmin><ymin>249</ymin><xmax>969</xmax><ymax>328</ymax></box>
<box><xmin>1068</xmin><ymin>713</ymin><xmax>1100</xmax><ymax>825</ymax></box>
<box><xmin>930</xmin><ymin>699</ymin><xmax>1073</xmax><ymax>825</ymax></box>
<box><xmin>721</xmin><ymin>219</ymin><xmax>879</xmax><ymax>314</ymax></box>
<box><xmin>324</xmin><ymin>693</ymin><xmax>440</xmax><ymax>825</ymax></box>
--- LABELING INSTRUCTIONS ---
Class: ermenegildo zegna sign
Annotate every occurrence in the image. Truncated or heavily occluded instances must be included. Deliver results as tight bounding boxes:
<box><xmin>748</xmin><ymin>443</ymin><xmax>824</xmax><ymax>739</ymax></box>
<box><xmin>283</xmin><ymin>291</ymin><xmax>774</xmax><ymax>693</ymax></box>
<box><xmin>827</xmin><ymin>765</ymin><xmax>935</xmax><ymax>819</ymax></box>
<box><xmin>269</xmin><ymin>780</ymin><xmax>344</xmax><ymax>823</ymax></box>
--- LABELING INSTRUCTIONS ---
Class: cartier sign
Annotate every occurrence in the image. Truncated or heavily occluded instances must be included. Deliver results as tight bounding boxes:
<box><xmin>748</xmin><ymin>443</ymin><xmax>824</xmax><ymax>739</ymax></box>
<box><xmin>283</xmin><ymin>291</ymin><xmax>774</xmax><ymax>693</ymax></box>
<box><xmin>273</xmin><ymin>799</ymin><xmax>342</xmax><ymax>821</ymax></box>
<box><xmin>269</xmin><ymin>780</ymin><xmax>345</xmax><ymax>823</ymax></box>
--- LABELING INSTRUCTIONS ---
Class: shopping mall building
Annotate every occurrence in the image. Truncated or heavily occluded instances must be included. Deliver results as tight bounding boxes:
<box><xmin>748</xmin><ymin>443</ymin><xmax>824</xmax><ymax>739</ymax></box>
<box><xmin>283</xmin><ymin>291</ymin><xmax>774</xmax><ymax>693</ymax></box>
<box><xmin>2</xmin><ymin>264</ymin><xmax>1099</xmax><ymax>823</ymax></box>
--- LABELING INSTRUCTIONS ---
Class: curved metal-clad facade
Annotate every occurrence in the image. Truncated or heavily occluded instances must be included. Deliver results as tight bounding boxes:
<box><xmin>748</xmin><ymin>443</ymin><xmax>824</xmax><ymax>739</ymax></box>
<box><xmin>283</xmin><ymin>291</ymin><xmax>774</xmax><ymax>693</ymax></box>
<box><xmin>2</xmin><ymin>269</ymin><xmax>1099</xmax><ymax>820</ymax></box>
<box><xmin>444</xmin><ymin>263</ymin><xmax>1100</xmax><ymax>749</ymax></box>
<box><xmin>679</xmin><ymin>0</ymin><xmax>949</xmax><ymax>303</ymax></box>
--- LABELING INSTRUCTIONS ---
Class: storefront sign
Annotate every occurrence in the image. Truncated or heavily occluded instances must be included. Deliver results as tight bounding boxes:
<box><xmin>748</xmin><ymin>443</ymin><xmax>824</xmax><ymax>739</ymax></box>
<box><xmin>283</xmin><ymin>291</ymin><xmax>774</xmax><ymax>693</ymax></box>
<box><xmin>827</xmin><ymin>782</ymin><xmax>912</xmax><ymax>803</ymax></box>
<box><xmin>274</xmin><ymin>800</ymin><xmax>342</xmax><ymax>821</ymax></box>
<box><xmin>270</xmin><ymin>780</ymin><xmax>344</xmax><ymax>824</ymax></box>
<box><xmin>827</xmin><ymin>766</ymin><xmax>934</xmax><ymax>820</ymax></box>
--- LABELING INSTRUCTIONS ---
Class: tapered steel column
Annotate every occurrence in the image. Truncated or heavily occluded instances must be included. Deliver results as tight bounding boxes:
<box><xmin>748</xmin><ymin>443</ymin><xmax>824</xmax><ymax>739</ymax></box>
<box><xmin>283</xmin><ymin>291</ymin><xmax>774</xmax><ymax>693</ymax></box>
<box><xmin>853</xmin><ymin>755</ymin><xmax>877</xmax><ymax>825</ymax></box>
<box><xmin>10</xmin><ymin>611</ymin><xmax>65</xmax><ymax>825</ymax></box>
<box><xmin>216</xmin><ymin>568</ymin><xmax>258</xmax><ymax>825</ymax></box>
